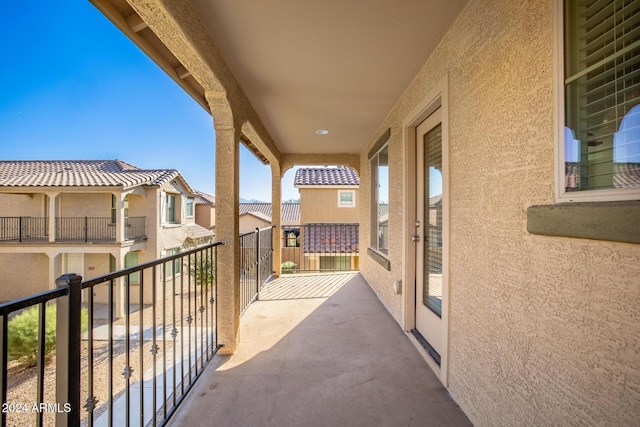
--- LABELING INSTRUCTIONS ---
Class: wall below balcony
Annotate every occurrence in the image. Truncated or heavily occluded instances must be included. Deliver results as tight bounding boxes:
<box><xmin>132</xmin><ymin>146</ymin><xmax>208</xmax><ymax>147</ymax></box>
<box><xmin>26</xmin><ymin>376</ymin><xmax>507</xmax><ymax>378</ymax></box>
<box><xmin>0</xmin><ymin>253</ymin><xmax>49</xmax><ymax>301</ymax></box>
<box><xmin>359</xmin><ymin>0</ymin><xmax>640</xmax><ymax>425</ymax></box>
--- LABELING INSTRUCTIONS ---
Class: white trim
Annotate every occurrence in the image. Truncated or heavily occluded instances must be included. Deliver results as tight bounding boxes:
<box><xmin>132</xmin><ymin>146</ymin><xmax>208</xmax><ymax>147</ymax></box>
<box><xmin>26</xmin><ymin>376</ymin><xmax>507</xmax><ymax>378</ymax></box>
<box><xmin>554</xmin><ymin>0</ymin><xmax>640</xmax><ymax>203</ymax></box>
<box><xmin>402</xmin><ymin>73</ymin><xmax>449</xmax><ymax>387</ymax></box>
<box><xmin>337</xmin><ymin>189</ymin><xmax>356</xmax><ymax>208</ymax></box>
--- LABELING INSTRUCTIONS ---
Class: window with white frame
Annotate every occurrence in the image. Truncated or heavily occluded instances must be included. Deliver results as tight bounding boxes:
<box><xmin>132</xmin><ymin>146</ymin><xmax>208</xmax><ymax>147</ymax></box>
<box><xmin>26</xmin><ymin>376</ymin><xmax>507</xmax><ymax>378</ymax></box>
<box><xmin>337</xmin><ymin>190</ymin><xmax>356</xmax><ymax>207</ymax></box>
<box><xmin>166</xmin><ymin>194</ymin><xmax>176</xmax><ymax>223</ymax></box>
<box><xmin>370</xmin><ymin>144</ymin><xmax>389</xmax><ymax>255</ymax></box>
<box><xmin>560</xmin><ymin>0</ymin><xmax>640</xmax><ymax>200</ymax></box>
<box><xmin>186</xmin><ymin>197</ymin><xmax>194</xmax><ymax>217</ymax></box>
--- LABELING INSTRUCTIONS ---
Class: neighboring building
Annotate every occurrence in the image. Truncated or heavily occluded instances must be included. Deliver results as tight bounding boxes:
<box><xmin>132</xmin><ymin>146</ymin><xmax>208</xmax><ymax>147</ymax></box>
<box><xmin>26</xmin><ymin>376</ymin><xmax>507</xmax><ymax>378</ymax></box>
<box><xmin>238</xmin><ymin>202</ymin><xmax>300</xmax><ymax>234</ymax></box>
<box><xmin>293</xmin><ymin>166</ymin><xmax>360</xmax><ymax>270</ymax></box>
<box><xmin>0</xmin><ymin>160</ymin><xmax>213</xmax><ymax>303</ymax></box>
<box><xmin>294</xmin><ymin>166</ymin><xmax>360</xmax><ymax>224</ymax></box>
<box><xmin>194</xmin><ymin>190</ymin><xmax>215</xmax><ymax>231</ymax></box>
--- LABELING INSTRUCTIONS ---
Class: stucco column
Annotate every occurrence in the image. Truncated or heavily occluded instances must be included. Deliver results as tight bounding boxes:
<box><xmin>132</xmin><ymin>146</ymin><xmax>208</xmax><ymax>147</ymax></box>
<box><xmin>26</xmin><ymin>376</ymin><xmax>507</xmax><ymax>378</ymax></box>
<box><xmin>271</xmin><ymin>165</ymin><xmax>282</xmax><ymax>276</ymax></box>
<box><xmin>115</xmin><ymin>193</ymin><xmax>126</xmax><ymax>243</ymax></box>
<box><xmin>214</xmin><ymin>125</ymin><xmax>241</xmax><ymax>354</ymax></box>
<box><xmin>47</xmin><ymin>192</ymin><xmax>58</xmax><ymax>242</ymax></box>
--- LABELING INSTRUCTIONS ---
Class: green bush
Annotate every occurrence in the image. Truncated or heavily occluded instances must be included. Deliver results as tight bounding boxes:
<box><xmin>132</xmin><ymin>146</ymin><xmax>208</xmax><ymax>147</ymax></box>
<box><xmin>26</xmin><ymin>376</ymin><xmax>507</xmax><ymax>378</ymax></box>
<box><xmin>8</xmin><ymin>305</ymin><xmax>88</xmax><ymax>368</ymax></box>
<box><xmin>281</xmin><ymin>261</ymin><xmax>297</xmax><ymax>274</ymax></box>
<box><xmin>191</xmin><ymin>255</ymin><xmax>216</xmax><ymax>288</ymax></box>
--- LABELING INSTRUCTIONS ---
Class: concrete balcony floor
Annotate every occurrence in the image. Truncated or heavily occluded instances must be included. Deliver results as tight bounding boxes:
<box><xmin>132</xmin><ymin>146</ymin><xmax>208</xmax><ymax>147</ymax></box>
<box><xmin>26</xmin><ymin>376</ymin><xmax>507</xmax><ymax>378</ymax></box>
<box><xmin>169</xmin><ymin>272</ymin><xmax>471</xmax><ymax>427</ymax></box>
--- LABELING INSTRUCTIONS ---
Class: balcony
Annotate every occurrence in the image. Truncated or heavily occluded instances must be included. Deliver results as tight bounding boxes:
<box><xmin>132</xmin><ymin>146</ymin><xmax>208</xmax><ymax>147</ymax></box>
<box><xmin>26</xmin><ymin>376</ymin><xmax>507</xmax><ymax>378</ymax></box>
<box><xmin>0</xmin><ymin>226</ymin><xmax>469</xmax><ymax>426</ymax></box>
<box><xmin>0</xmin><ymin>217</ymin><xmax>146</xmax><ymax>243</ymax></box>
<box><xmin>168</xmin><ymin>272</ymin><xmax>470</xmax><ymax>426</ymax></box>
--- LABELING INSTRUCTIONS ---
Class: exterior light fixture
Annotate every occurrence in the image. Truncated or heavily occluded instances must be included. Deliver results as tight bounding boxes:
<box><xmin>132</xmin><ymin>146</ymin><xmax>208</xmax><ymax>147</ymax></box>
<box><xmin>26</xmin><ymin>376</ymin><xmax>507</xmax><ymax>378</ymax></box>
<box><xmin>315</xmin><ymin>129</ymin><xmax>329</xmax><ymax>135</ymax></box>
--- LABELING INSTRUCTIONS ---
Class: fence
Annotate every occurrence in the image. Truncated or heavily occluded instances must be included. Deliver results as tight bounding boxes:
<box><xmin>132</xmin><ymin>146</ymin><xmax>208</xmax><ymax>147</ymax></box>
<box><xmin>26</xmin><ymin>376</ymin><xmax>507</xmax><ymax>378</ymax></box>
<box><xmin>0</xmin><ymin>242</ymin><xmax>222</xmax><ymax>427</ymax></box>
<box><xmin>0</xmin><ymin>217</ymin><xmax>48</xmax><ymax>242</ymax></box>
<box><xmin>281</xmin><ymin>224</ymin><xmax>359</xmax><ymax>273</ymax></box>
<box><xmin>239</xmin><ymin>227</ymin><xmax>274</xmax><ymax>314</ymax></box>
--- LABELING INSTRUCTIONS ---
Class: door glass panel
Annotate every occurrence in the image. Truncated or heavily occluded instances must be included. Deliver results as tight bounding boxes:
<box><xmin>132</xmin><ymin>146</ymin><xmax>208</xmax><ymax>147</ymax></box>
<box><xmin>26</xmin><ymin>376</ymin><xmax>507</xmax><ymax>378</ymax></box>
<box><xmin>423</xmin><ymin>123</ymin><xmax>443</xmax><ymax>317</ymax></box>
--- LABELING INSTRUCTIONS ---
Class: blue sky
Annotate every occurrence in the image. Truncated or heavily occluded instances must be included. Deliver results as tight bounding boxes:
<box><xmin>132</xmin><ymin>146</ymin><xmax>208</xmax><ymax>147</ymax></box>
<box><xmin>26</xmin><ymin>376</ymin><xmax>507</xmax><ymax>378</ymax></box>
<box><xmin>0</xmin><ymin>1</ymin><xmax>301</xmax><ymax>202</ymax></box>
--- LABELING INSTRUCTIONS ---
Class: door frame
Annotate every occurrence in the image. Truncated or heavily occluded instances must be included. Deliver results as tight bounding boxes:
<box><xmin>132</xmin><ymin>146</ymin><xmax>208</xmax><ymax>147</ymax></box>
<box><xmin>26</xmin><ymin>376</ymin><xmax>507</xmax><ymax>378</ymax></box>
<box><xmin>401</xmin><ymin>73</ymin><xmax>450</xmax><ymax>386</ymax></box>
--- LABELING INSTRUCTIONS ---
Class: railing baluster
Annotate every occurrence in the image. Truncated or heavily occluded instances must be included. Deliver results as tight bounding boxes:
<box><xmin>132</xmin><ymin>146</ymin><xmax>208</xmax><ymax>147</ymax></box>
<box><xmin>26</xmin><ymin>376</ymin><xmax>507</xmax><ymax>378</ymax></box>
<box><xmin>55</xmin><ymin>273</ymin><xmax>82</xmax><ymax>427</ymax></box>
<box><xmin>152</xmin><ymin>266</ymin><xmax>158</xmax><ymax>427</ymax></box>
<box><xmin>125</xmin><ymin>274</ymin><xmax>130</xmax><ymax>427</ymax></box>
<box><xmin>108</xmin><ymin>279</ymin><xmax>114</xmax><ymax>427</ymax></box>
<box><xmin>36</xmin><ymin>302</ymin><xmax>45</xmax><ymax>427</ymax></box>
<box><xmin>162</xmin><ymin>260</ymin><xmax>167</xmax><ymax>420</ymax></box>
<box><xmin>1</xmin><ymin>314</ymin><xmax>8</xmax><ymax>427</ymax></box>
<box><xmin>138</xmin><ymin>270</ymin><xmax>144</xmax><ymax>427</ymax></box>
<box><xmin>86</xmin><ymin>284</ymin><xmax>95</xmax><ymax>427</ymax></box>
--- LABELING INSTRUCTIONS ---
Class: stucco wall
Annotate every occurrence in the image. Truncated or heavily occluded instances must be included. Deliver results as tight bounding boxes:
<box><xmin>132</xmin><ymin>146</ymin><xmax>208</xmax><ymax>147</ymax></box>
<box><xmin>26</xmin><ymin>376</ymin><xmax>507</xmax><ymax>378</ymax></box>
<box><xmin>300</xmin><ymin>188</ymin><xmax>360</xmax><ymax>224</ymax></box>
<box><xmin>195</xmin><ymin>204</ymin><xmax>215</xmax><ymax>229</ymax></box>
<box><xmin>60</xmin><ymin>193</ymin><xmax>112</xmax><ymax>217</ymax></box>
<box><xmin>239</xmin><ymin>215</ymin><xmax>270</xmax><ymax>234</ymax></box>
<box><xmin>0</xmin><ymin>253</ymin><xmax>49</xmax><ymax>301</ymax></box>
<box><xmin>359</xmin><ymin>0</ymin><xmax>640</xmax><ymax>425</ymax></box>
<box><xmin>0</xmin><ymin>194</ymin><xmax>46</xmax><ymax>216</ymax></box>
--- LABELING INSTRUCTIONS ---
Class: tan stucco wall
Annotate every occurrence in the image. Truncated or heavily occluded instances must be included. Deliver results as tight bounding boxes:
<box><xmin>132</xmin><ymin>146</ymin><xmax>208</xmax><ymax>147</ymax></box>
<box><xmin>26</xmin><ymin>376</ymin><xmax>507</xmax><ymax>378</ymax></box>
<box><xmin>0</xmin><ymin>193</ymin><xmax>46</xmax><ymax>216</ymax></box>
<box><xmin>359</xmin><ymin>0</ymin><xmax>640</xmax><ymax>425</ymax></box>
<box><xmin>195</xmin><ymin>205</ymin><xmax>215</xmax><ymax>229</ymax></box>
<box><xmin>299</xmin><ymin>188</ymin><xmax>360</xmax><ymax>224</ymax></box>
<box><xmin>0</xmin><ymin>253</ymin><xmax>49</xmax><ymax>301</ymax></box>
<box><xmin>60</xmin><ymin>193</ymin><xmax>112</xmax><ymax>217</ymax></box>
<box><xmin>239</xmin><ymin>215</ymin><xmax>271</xmax><ymax>234</ymax></box>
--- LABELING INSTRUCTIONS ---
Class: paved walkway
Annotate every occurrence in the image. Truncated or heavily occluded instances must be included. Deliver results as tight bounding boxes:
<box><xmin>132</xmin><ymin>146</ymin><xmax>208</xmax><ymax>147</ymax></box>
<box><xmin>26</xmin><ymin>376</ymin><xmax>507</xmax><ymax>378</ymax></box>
<box><xmin>168</xmin><ymin>273</ymin><xmax>471</xmax><ymax>427</ymax></box>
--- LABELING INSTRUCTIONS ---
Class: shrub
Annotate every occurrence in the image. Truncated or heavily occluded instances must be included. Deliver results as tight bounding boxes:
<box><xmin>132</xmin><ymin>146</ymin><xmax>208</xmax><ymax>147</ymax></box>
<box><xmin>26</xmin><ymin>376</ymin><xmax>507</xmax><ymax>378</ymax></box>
<box><xmin>8</xmin><ymin>305</ymin><xmax>88</xmax><ymax>368</ymax></box>
<box><xmin>191</xmin><ymin>255</ymin><xmax>216</xmax><ymax>288</ymax></box>
<box><xmin>281</xmin><ymin>261</ymin><xmax>297</xmax><ymax>274</ymax></box>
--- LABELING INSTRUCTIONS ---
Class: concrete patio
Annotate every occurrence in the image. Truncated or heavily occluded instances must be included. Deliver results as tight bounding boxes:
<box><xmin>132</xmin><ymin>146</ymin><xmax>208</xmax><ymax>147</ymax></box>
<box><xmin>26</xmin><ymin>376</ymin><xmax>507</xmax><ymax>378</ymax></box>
<box><xmin>168</xmin><ymin>272</ymin><xmax>471</xmax><ymax>427</ymax></box>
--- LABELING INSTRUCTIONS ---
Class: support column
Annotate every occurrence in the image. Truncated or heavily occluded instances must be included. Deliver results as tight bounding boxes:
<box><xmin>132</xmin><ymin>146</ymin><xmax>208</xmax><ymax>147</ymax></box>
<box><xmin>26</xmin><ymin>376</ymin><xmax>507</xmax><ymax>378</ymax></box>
<box><xmin>207</xmin><ymin>90</ymin><xmax>240</xmax><ymax>354</ymax></box>
<box><xmin>47</xmin><ymin>192</ymin><xmax>58</xmax><ymax>243</ymax></box>
<box><xmin>215</xmin><ymin>126</ymin><xmax>241</xmax><ymax>354</ymax></box>
<box><xmin>271</xmin><ymin>164</ymin><xmax>282</xmax><ymax>276</ymax></box>
<box><xmin>115</xmin><ymin>193</ymin><xmax>126</xmax><ymax>243</ymax></box>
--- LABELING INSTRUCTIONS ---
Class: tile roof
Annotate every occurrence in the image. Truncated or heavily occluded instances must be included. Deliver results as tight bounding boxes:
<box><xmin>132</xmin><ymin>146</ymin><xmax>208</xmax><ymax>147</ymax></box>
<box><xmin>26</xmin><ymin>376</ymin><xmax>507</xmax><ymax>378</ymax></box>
<box><xmin>194</xmin><ymin>190</ymin><xmax>216</xmax><ymax>205</ymax></box>
<box><xmin>303</xmin><ymin>223</ymin><xmax>359</xmax><ymax>254</ymax></box>
<box><xmin>294</xmin><ymin>167</ymin><xmax>359</xmax><ymax>186</ymax></box>
<box><xmin>614</xmin><ymin>163</ymin><xmax>640</xmax><ymax>188</ymax></box>
<box><xmin>0</xmin><ymin>160</ymin><xmax>185</xmax><ymax>190</ymax></box>
<box><xmin>239</xmin><ymin>203</ymin><xmax>300</xmax><ymax>224</ymax></box>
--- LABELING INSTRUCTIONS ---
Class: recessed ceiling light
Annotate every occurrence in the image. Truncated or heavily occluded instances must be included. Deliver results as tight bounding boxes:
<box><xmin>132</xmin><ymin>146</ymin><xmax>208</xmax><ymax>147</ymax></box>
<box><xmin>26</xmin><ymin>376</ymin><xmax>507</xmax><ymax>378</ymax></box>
<box><xmin>315</xmin><ymin>129</ymin><xmax>329</xmax><ymax>135</ymax></box>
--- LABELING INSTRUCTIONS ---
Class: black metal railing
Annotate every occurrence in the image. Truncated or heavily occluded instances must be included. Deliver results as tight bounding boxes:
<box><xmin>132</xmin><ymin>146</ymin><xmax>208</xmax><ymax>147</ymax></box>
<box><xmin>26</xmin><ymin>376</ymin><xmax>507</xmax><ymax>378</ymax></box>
<box><xmin>239</xmin><ymin>227</ymin><xmax>274</xmax><ymax>314</ymax></box>
<box><xmin>0</xmin><ymin>242</ymin><xmax>223</xmax><ymax>427</ymax></box>
<box><xmin>0</xmin><ymin>217</ymin><xmax>48</xmax><ymax>242</ymax></box>
<box><xmin>56</xmin><ymin>217</ymin><xmax>116</xmax><ymax>242</ymax></box>
<box><xmin>125</xmin><ymin>216</ymin><xmax>146</xmax><ymax>240</ymax></box>
<box><xmin>55</xmin><ymin>217</ymin><xmax>146</xmax><ymax>242</ymax></box>
<box><xmin>281</xmin><ymin>223</ymin><xmax>359</xmax><ymax>273</ymax></box>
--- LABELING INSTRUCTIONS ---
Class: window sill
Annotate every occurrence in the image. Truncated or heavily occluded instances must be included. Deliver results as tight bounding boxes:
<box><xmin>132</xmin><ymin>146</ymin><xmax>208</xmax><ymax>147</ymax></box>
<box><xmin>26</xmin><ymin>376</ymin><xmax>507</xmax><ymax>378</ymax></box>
<box><xmin>367</xmin><ymin>247</ymin><xmax>391</xmax><ymax>271</ymax></box>
<box><xmin>163</xmin><ymin>223</ymin><xmax>182</xmax><ymax>229</ymax></box>
<box><xmin>527</xmin><ymin>201</ymin><xmax>640</xmax><ymax>244</ymax></box>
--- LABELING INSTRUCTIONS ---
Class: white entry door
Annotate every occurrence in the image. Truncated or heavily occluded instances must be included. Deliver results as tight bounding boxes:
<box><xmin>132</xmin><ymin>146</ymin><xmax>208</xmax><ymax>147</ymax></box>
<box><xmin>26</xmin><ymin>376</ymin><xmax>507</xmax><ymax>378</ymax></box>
<box><xmin>415</xmin><ymin>107</ymin><xmax>446</xmax><ymax>366</ymax></box>
<box><xmin>64</xmin><ymin>253</ymin><xmax>84</xmax><ymax>276</ymax></box>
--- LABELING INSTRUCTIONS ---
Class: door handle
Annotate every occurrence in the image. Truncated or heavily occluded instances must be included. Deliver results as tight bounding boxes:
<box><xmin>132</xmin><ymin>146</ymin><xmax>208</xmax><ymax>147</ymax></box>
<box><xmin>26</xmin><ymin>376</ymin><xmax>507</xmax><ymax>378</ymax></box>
<box><xmin>411</xmin><ymin>234</ymin><xmax>420</xmax><ymax>243</ymax></box>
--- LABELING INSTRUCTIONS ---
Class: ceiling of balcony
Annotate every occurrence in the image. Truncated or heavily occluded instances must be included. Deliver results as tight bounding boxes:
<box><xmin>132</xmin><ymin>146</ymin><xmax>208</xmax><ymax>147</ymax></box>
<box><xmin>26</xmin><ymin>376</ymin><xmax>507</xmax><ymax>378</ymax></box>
<box><xmin>93</xmin><ymin>0</ymin><xmax>469</xmax><ymax>157</ymax></box>
<box><xmin>192</xmin><ymin>0</ymin><xmax>468</xmax><ymax>155</ymax></box>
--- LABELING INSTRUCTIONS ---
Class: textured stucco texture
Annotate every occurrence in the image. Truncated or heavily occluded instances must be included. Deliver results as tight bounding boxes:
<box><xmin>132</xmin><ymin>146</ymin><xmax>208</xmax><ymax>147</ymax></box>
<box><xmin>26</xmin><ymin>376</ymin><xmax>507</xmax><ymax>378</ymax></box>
<box><xmin>359</xmin><ymin>0</ymin><xmax>640</xmax><ymax>425</ymax></box>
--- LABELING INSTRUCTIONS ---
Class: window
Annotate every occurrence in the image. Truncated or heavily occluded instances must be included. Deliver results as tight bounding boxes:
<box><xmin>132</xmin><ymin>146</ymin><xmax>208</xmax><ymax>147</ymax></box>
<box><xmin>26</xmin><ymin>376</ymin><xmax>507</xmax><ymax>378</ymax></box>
<box><xmin>560</xmin><ymin>0</ymin><xmax>640</xmax><ymax>200</ymax></box>
<box><xmin>165</xmin><ymin>248</ymin><xmax>181</xmax><ymax>276</ymax></box>
<box><xmin>370</xmin><ymin>144</ymin><xmax>389</xmax><ymax>255</ymax></box>
<box><xmin>166</xmin><ymin>194</ymin><xmax>176</xmax><ymax>223</ymax></box>
<box><xmin>186</xmin><ymin>197</ymin><xmax>194</xmax><ymax>217</ymax></box>
<box><xmin>337</xmin><ymin>190</ymin><xmax>356</xmax><ymax>207</ymax></box>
